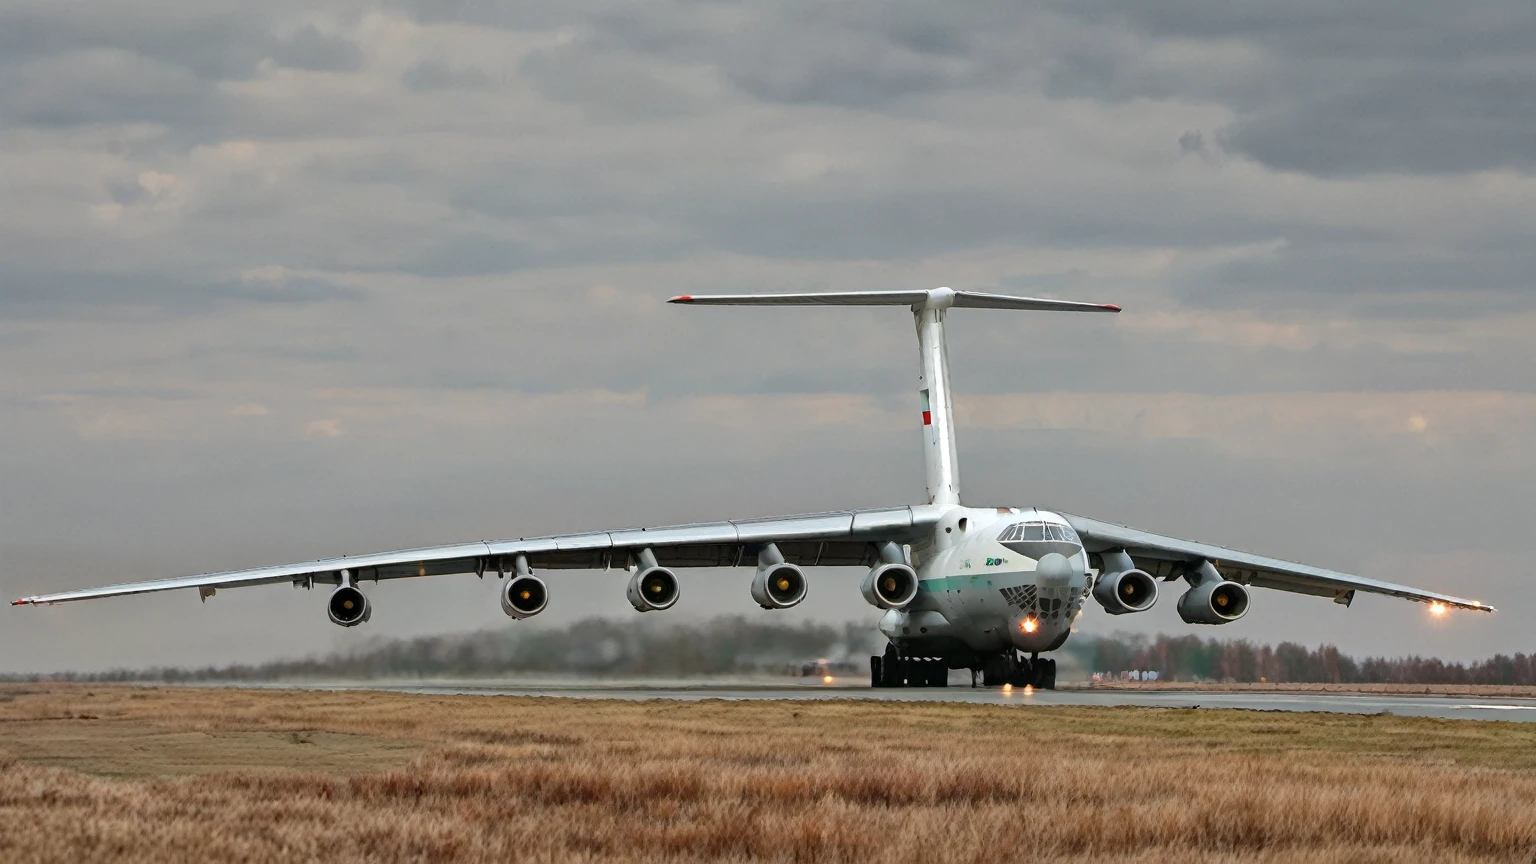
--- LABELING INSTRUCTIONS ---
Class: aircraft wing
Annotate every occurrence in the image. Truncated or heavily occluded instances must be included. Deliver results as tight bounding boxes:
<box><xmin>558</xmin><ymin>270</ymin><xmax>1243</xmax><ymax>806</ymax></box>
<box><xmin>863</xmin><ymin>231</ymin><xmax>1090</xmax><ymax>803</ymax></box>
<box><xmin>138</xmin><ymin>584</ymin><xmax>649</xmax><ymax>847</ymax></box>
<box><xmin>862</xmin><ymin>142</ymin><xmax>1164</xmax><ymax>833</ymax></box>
<box><xmin>1060</xmin><ymin>513</ymin><xmax>1494</xmax><ymax>613</ymax></box>
<box><xmin>11</xmin><ymin>506</ymin><xmax>938</xmax><ymax>606</ymax></box>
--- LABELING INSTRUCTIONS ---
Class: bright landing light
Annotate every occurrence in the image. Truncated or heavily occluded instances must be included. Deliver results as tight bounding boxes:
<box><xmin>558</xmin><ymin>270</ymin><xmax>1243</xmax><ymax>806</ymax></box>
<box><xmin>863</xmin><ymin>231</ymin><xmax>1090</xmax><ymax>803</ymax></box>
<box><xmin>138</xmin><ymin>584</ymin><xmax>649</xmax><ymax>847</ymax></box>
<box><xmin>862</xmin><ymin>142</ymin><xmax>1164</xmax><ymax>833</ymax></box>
<box><xmin>1429</xmin><ymin>602</ymin><xmax>1448</xmax><ymax>617</ymax></box>
<box><xmin>1021</xmin><ymin>618</ymin><xmax>1038</xmax><ymax>634</ymax></box>
<box><xmin>822</xmin><ymin>675</ymin><xmax>834</xmax><ymax>685</ymax></box>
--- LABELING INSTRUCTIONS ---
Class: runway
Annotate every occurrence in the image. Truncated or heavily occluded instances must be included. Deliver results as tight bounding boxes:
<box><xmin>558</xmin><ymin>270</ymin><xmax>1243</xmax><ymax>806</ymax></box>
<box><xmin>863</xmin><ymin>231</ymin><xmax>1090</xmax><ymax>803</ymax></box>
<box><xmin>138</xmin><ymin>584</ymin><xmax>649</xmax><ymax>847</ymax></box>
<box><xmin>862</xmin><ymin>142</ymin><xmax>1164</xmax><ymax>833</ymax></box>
<box><xmin>267</xmin><ymin>679</ymin><xmax>1536</xmax><ymax>722</ymax></box>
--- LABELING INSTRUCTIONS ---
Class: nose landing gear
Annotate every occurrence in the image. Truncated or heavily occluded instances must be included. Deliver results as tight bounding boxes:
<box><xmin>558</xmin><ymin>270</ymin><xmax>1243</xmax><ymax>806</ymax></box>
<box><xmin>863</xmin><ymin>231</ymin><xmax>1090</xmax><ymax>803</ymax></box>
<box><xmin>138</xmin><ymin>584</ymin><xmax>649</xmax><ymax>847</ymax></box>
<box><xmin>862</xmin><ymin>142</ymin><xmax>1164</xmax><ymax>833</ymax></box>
<box><xmin>979</xmin><ymin>651</ymin><xmax>1056</xmax><ymax>690</ymax></box>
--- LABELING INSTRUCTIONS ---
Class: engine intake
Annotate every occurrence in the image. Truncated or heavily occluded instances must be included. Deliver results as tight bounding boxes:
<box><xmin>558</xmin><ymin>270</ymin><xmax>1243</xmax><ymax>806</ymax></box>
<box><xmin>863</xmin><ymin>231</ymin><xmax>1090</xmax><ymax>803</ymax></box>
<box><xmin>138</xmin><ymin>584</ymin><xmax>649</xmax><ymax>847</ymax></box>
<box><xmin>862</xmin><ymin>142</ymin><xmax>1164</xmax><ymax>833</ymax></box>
<box><xmin>501</xmin><ymin>574</ymin><xmax>548</xmax><ymax>619</ymax></box>
<box><xmin>627</xmin><ymin>566</ymin><xmax>680</xmax><ymax>612</ymax></box>
<box><xmin>752</xmin><ymin>562</ymin><xmax>808</xmax><ymax>609</ymax></box>
<box><xmin>327</xmin><ymin>585</ymin><xmax>371</xmax><ymax>627</ymax></box>
<box><xmin>1092</xmin><ymin>569</ymin><xmax>1158</xmax><ymax>615</ymax></box>
<box><xmin>861</xmin><ymin>562</ymin><xmax>918</xmax><ymax>610</ymax></box>
<box><xmin>1177</xmin><ymin>580</ymin><xmax>1250</xmax><ymax>624</ymax></box>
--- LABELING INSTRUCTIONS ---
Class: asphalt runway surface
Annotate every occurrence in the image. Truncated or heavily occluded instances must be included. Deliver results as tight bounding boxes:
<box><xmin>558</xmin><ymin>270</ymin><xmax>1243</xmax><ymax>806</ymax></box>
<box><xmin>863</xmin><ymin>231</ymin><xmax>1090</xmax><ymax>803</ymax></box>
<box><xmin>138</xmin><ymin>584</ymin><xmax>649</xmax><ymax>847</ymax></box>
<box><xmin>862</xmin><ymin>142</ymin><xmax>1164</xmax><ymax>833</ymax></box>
<box><xmin>267</xmin><ymin>679</ymin><xmax>1536</xmax><ymax>722</ymax></box>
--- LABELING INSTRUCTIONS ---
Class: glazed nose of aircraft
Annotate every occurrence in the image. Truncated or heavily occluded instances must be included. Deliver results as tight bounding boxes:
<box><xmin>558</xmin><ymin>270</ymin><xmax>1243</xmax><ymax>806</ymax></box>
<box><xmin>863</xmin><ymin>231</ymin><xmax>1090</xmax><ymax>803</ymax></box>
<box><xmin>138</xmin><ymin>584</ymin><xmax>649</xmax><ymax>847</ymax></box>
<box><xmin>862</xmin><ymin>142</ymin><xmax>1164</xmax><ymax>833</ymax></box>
<box><xmin>1036</xmin><ymin>552</ymin><xmax>1075</xmax><ymax>587</ymax></box>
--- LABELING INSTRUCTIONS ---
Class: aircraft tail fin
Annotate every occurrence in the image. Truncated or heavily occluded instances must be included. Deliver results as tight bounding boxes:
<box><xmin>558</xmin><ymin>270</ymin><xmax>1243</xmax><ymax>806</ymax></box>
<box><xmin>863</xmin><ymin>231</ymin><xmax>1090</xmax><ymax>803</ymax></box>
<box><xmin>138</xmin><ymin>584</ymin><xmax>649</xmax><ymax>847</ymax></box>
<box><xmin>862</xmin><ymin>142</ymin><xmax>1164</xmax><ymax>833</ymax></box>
<box><xmin>670</xmin><ymin>287</ymin><xmax>1119</xmax><ymax>507</ymax></box>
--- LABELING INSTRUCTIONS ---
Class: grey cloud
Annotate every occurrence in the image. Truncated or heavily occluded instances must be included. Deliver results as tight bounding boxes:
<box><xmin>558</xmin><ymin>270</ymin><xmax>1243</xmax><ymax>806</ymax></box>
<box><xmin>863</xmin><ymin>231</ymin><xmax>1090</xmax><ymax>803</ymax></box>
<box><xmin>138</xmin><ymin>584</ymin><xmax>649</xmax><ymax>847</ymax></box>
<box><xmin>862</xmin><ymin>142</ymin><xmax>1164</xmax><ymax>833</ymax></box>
<box><xmin>0</xmin><ymin>5</ymin><xmax>362</xmax><ymax>138</ymax></box>
<box><xmin>385</xmin><ymin>0</ymin><xmax>584</xmax><ymax>31</ymax></box>
<box><xmin>401</xmin><ymin>61</ymin><xmax>493</xmax><ymax>91</ymax></box>
<box><xmin>1221</xmin><ymin>69</ymin><xmax>1536</xmax><ymax>175</ymax></box>
<box><xmin>518</xmin><ymin>48</ymin><xmax>713</xmax><ymax>117</ymax></box>
<box><xmin>220</xmin><ymin>274</ymin><xmax>366</xmax><ymax>304</ymax></box>
<box><xmin>0</xmin><ymin>267</ymin><xmax>364</xmax><ymax>318</ymax></box>
<box><xmin>267</xmin><ymin>25</ymin><xmax>363</xmax><ymax>73</ymax></box>
<box><xmin>1044</xmin><ymin>0</ymin><xmax>1536</xmax><ymax>175</ymax></box>
<box><xmin>1180</xmin><ymin>236</ymin><xmax>1536</xmax><ymax>312</ymax></box>
<box><xmin>0</xmin><ymin>49</ymin><xmax>226</xmax><ymax>128</ymax></box>
<box><xmin>518</xmin><ymin>2</ymin><xmax>1024</xmax><ymax>110</ymax></box>
<box><xmin>0</xmin><ymin>4</ymin><xmax>278</xmax><ymax>80</ymax></box>
<box><xmin>501</xmin><ymin>0</ymin><xmax>1536</xmax><ymax>174</ymax></box>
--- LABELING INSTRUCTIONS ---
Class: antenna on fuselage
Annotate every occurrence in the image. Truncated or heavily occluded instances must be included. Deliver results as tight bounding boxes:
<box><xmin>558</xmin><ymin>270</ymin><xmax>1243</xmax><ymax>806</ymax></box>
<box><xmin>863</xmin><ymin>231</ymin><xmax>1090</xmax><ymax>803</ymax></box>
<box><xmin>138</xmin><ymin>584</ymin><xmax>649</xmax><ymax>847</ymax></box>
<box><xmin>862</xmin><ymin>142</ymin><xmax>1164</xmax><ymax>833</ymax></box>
<box><xmin>668</xmin><ymin>288</ymin><xmax>1120</xmax><ymax>507</ymax></box>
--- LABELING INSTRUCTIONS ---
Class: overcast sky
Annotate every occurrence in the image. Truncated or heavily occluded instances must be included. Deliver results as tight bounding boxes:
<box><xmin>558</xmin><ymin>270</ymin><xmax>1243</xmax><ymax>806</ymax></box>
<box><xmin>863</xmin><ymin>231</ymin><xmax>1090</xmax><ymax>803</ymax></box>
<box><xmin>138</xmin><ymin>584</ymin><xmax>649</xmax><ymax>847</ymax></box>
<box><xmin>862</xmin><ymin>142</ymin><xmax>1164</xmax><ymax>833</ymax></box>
<box><xmin>2</xmin><ymin>0</ymin><xmax>1532</xmax><ymax>673</ymax></box>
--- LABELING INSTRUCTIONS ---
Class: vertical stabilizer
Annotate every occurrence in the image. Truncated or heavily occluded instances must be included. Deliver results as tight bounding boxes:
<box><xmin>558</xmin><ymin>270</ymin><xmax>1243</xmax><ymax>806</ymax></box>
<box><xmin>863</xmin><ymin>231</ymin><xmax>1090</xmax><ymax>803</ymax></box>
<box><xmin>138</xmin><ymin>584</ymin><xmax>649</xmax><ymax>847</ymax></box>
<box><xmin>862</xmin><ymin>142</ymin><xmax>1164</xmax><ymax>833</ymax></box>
<box><xmin>669</xmin><ymin>288</ymin><xmax>1119</xmax><ymax>507</ymax></box>
<box><xmin>915</xmin><ymin>292</ymin><xmax>960</xmax><ymax>506</ymax></box>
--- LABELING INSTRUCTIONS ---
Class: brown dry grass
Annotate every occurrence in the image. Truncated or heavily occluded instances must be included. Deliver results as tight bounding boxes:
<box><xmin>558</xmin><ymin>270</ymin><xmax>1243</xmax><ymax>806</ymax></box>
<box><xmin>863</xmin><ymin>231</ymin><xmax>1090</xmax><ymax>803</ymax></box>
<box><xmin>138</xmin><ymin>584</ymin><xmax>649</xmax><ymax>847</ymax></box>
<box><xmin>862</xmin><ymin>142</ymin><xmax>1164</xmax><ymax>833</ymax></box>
<box><xmin>1</xmin><ymin>684</ymin><xmax>1533</xmax><ymax>863</ymax></box>
<box><xmin>1066</xmin><ymin>682</ymin><xmax>1536</xmax><ymax>698</ymax></box>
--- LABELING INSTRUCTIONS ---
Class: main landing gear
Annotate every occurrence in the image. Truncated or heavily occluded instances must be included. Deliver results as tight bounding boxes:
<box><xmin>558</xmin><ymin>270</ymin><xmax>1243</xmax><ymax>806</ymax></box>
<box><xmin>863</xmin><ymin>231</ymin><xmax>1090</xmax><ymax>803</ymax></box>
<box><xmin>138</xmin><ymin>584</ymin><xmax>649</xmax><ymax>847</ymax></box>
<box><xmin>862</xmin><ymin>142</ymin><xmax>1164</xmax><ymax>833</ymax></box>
<box><xmin>870</xmin><ymin>645</ymin><xmax>1057</xmax><ymax>690</ymax></box>
<box><xmin>870</xmin><ymin>644</ymin><xmax>950</xmax><ymax>688</ymax></box>
<box><xmin>979</xmin><ymin>651</ymin><xmax>1056</xmax><ymax>690</ymax></box>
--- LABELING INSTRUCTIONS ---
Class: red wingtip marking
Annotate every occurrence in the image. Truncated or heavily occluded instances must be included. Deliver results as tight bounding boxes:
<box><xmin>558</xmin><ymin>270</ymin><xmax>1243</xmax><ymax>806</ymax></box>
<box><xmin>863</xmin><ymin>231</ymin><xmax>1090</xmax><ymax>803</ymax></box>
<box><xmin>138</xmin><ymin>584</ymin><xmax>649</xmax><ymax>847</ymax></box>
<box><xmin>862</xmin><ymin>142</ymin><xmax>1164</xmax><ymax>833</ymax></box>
<box><xmin>1103</xmin><ymin>304</ymin><xmax>1122</xmax><ymax>312</ymax></box>
<box><xmin>11</xmin><ymin>599</ymin><xmax>28</xmax><ymax>606</ymax></box>
<box><xmin>669</xmin><ymin>295</ymin><xmax>694</xmax><ymax>303</ymax></box>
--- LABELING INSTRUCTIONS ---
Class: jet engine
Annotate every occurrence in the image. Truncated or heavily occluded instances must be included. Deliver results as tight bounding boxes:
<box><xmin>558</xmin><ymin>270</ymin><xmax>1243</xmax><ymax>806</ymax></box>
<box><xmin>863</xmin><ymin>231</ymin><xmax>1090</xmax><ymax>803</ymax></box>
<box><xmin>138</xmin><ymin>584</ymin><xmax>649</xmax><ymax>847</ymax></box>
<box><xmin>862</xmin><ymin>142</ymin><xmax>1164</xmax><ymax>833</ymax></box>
<box><xmin>327</xmin><ymin>584</ymin><xmax>371</xmax><ymax>627</ymax></box>
<box><xmin>1092</xmin><ymin>569</ymin><xmax>1158</xmax><ymax>615</ymax></box>
<box><xmin>500</xmin><ymin>574</ymin><xmax>549</xmax><ymax>619</ymax></box>
<box><xmin>627</xmin><ymin>561</ymin><xmax>680</xmax><ymax>612</ymax></box>
<box><xmin>861</xmin><ymin>562</ymin><xmax>918</xmax><ymax>610</ymax></box>
<box><xmin>752</xmin><ymin>562</ymin><xmax>808</xmax><ymax>609</ymax></box>
<box><xmin>1177</xmin><ymin>580</ymin><xmax>1250</xmax><ymax>624</ymax></box>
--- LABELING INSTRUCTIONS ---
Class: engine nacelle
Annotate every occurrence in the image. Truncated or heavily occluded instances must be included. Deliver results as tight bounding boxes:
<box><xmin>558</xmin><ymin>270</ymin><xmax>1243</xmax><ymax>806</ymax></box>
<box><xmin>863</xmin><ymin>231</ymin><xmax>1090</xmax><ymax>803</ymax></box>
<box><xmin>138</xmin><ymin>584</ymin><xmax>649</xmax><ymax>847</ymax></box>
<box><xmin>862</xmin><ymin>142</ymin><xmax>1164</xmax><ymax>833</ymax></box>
<box><xmin>1177</xmin><ymin>580</ymin><xmax>1250</xmax><ymax>624</ymax></box>
<box><xmin>861</xmin><ymin>562</ymin><xmax>918</xmax><ymax>610</ymax></box>
<box><xmin>751</xmin><ymin>562</ymin><xmax>808</xmax><ymax>609</ymax></box>
<box><xmin>500</xmin><ymin>574</ymin><xmax>549</xmax><ymax>619</ymax></box>
<box><xmin>327</xmin><ymin>585</ymin><xmax>371</xmax><ymax>627</ymax></box>
<box><xmin>627</xmin><ymin>566</ymin><xmax>680</xmax><ymax>612</ymax></box>
<box><xmin>1092</xmin><ymin>569</ymin><xmax>1159</xmax><ymax>615</ymax></box>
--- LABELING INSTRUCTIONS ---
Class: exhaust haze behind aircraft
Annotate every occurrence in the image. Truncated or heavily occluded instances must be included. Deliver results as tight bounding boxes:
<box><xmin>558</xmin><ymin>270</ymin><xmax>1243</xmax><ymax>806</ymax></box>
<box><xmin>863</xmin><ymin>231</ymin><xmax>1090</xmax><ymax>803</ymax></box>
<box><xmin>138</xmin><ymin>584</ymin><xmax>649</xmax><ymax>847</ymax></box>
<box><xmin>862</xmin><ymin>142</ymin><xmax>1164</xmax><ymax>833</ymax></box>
<box><xmin>12</xmin><ymin>288</ymin><xmax>1495</xmax><ymax>688</ymax></box>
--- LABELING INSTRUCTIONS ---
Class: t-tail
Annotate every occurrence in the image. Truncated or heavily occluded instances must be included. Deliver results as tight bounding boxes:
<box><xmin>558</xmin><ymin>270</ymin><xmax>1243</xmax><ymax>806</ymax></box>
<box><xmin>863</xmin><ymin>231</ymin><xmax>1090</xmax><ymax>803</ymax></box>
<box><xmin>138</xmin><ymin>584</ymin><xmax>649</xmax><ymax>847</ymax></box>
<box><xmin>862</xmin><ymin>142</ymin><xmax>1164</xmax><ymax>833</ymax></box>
<box><xmin>668</xmin><ymin>288</ymin><xmax>1120</xmax><ymax>506</ymax></box>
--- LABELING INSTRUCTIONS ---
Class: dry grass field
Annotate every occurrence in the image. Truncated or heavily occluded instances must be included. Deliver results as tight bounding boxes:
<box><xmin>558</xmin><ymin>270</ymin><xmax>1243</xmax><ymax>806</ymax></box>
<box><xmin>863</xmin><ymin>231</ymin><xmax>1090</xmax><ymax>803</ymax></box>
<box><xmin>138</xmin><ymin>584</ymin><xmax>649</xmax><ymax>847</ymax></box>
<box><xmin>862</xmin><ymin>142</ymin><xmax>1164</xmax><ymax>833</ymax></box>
<box><xmin>1</xmin><ymin>684</ymin><xmax>1534</xmax><ymax>863</ymax></box>
<box><xmin>1064</xmin><ymin>682</ymin><xmax>1536</xmax><ymax>698</ymax></box>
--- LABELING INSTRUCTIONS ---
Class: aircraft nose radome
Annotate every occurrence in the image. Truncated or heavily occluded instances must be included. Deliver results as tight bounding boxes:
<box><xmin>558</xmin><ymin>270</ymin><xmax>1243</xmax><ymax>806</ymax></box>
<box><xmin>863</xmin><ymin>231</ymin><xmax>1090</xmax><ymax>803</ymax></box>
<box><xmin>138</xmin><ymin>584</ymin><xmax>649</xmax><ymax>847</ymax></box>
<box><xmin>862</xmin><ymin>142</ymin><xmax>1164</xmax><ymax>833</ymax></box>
<box><xmin>1035</xmin><ymin>552</ymin><xmax>1074</xmax><ymax>586</ymax></box>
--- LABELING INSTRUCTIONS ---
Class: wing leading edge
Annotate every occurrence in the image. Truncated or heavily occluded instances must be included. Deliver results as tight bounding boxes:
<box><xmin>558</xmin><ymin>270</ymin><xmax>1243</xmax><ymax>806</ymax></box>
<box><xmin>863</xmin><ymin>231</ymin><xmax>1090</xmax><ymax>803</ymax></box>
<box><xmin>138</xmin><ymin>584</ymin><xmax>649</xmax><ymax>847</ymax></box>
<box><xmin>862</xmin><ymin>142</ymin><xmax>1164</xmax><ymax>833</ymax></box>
<box><xmin>1060</xmin><ymin>513</ymin><xmax>1494</xmax><ymax>613</ymax></box>
<box><xmin>11</xmin><ymin>507</ymin><xmax>938</xmax><ymax>606</ymax></box>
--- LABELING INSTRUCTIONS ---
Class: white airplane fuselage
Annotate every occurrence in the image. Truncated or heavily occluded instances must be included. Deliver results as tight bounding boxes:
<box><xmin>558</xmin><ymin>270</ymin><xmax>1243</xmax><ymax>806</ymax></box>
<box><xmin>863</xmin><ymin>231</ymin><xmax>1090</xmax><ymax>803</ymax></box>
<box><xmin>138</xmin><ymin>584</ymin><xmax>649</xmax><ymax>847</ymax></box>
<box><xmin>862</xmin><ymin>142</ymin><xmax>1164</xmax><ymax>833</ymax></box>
<box><xmin>881</xmin><ymin>505</ymin><xmax>1090</xmax><ymax>655</ymax></box>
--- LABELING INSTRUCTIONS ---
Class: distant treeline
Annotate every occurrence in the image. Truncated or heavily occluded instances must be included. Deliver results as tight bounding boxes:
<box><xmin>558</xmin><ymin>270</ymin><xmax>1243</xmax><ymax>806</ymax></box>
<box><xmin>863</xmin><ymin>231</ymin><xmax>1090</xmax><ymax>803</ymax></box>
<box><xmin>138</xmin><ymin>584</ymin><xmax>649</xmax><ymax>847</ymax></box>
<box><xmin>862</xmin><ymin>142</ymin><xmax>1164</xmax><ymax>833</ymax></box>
<box><xmin>1075</xmin><ymin>632</ymin><xmax>1536</xmax><ymax>686</ymax></box>
<box><xmin>9</xmin><ymin>616</ymin><xmax>885</xmax><ymax>682</ymax></box>
<box><xmin>6</xmin><ymin>618</ymin><xmax>1531</xmax><ymax>686</ymax></box>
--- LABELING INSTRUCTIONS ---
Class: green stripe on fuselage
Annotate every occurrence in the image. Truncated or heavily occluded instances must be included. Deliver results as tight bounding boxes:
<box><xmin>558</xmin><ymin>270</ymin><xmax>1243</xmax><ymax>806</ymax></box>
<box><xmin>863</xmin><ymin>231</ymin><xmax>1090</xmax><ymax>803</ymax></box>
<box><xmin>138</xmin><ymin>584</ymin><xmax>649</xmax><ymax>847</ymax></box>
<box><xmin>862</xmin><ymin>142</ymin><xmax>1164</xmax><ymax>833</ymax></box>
<box><xmin>920</xmin><ymin>573</ymin><xmax>1015</xmax><ymax>593</ymax></box>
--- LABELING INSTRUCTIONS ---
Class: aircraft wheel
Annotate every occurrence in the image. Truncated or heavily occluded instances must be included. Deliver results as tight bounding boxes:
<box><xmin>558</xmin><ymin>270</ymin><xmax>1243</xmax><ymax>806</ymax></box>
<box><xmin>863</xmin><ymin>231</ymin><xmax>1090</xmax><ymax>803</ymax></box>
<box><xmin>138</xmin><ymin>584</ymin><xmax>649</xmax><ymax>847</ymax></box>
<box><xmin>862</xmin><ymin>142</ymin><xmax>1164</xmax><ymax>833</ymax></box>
<box><xmin>870</xmin><ymin>655</ymin><xmax>883</xmax><ymax>688</ymax></box>
<box><xmin>881</xmin><ymin>646</ymin><xmax>904</xmax><ymax>688</ymax></box>
<box><xmin>1036</xmin><ymin>659</ymin><xmax>1057</xmax><ymax>690</ymax></box>
<box><xmin>982</xmin><ymin>654</ymin><xmax>1007</xmax><ymax>687</ymax></box>
<box><xmin>1009</xmin><ymin>657</ymin><xmax>1034</xmax><ymax>688</ymax></box>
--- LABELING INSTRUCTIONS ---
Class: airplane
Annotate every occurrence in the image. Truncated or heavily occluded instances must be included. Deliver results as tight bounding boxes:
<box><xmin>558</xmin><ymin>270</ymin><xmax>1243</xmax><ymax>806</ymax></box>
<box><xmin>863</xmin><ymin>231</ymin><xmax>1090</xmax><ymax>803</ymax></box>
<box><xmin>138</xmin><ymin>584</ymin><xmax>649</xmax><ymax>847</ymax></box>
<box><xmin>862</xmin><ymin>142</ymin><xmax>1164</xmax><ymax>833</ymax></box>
<box><xmin>11</xmin><ymin>287</ymin><xmax>1496</xmax><ymax>689</ymax></box>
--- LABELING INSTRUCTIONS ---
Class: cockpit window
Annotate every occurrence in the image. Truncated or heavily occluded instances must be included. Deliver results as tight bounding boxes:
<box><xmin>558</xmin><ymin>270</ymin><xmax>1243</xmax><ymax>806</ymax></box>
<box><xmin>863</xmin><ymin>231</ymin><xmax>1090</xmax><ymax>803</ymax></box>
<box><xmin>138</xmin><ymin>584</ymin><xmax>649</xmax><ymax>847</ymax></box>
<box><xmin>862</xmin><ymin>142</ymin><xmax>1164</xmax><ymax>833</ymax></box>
<box><xmin>1045</xmin><ymin>524</ymin><xmax>1078</xmax><ymax>542</ymax></box>
<box><xmin>997</xmin><ymin>521</ymin><xmax>1079</xmax><ymax>545</ymax></box>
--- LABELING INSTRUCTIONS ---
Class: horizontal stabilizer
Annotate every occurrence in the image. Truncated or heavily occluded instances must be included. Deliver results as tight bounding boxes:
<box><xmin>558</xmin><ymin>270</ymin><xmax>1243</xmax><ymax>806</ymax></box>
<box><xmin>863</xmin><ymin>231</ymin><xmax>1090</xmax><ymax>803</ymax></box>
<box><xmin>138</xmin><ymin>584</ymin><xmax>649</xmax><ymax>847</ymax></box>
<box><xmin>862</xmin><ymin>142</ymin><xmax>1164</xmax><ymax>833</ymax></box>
<box><xmin>951</xmin><ymin>290</ymin><xmax>1119</xmax><ymax>313</ymax></box>
<box><xmin>669</xmin><ymin>288</ymin><xmax>1119</xmax><ymax>313</ymax></box>
<box><xmin>670</xmin><ymin>290</ymin><xmax>929</xmax><ymax>306</ymax></box>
